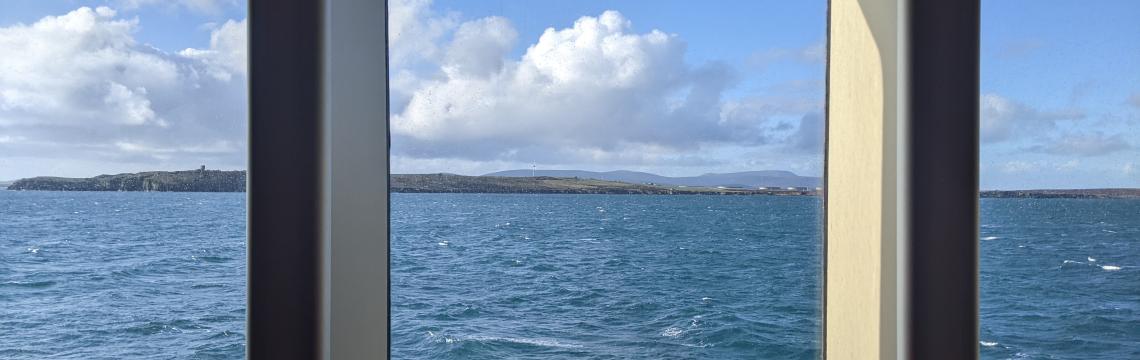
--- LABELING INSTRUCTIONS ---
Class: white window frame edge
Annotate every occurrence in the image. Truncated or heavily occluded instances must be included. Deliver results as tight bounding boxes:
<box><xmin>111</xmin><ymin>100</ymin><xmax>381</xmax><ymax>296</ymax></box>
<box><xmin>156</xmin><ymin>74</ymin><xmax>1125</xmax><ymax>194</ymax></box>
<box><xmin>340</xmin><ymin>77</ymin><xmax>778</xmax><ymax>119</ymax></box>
<box><xmin>826</xmin><ymin>0</ymin><xmax>902</xmax><ymax>357</ymax></box>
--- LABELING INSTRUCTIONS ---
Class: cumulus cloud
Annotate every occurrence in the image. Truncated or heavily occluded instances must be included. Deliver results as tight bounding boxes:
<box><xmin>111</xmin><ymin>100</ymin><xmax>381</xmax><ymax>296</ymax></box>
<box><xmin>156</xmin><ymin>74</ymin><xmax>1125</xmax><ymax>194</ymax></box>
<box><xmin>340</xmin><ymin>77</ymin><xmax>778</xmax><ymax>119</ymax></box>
<box><xmin>179</xmin><ymin>19</ymin><xmax>247</xmax><ymax>81</ymax></box>
<box><xmin>442</xmin><ymin>17</ymin><xmax>516</xmax><ymax>78</ymax></box>
<box><xmin>389</xmin><ymin>0</ymin><xmax>458</xmax><ymax>68</ymax></box>
<box><xmin>980</xmin><ymin>93</ymin><xmax>1083</xmax><ymax>143</ymax></box>
<box><xmin>391</xmin><ymin>7</ymin><xmax>811</xmax><ymax>168</ymax></box>
<box><xmin>0</xmin><ymin>7</ymin><xmax>247</xmax><ymax>177</ymax></box>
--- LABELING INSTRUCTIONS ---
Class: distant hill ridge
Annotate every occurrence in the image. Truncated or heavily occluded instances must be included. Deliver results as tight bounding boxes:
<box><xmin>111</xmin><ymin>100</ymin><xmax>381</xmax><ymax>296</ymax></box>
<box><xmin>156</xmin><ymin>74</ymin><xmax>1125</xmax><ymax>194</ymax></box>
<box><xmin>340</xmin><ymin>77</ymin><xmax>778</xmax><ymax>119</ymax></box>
<box><xmin>484</xmin><ymin>169</ymin><xmax>821</xmax><ymax>188</ymax></box>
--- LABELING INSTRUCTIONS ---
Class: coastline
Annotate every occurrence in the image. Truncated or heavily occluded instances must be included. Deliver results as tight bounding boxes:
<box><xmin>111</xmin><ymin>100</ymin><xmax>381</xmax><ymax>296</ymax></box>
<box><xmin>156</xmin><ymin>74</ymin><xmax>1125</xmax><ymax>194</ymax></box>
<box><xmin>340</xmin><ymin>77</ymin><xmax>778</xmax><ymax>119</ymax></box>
<box><xmin>980</xmin><ymin>189</ymin><xmax>1140</xmax><ymax>199</ymax></box>
<box><xmin>390</xmin><ymin>173</ymin><xmax>818</xmax><ymax>196</ymax></box>
<box><xmin>6</xmin><ymin>171</ymin><xmax>1139</xmax><ymax>198</ymax></box>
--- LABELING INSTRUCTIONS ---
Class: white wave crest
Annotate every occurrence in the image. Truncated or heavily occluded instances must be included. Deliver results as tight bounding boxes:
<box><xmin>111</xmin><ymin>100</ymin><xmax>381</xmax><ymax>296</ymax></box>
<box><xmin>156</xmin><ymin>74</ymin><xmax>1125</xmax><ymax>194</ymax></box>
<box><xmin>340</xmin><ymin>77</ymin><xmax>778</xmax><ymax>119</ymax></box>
<box><xmin>1101</xmin><ymin>265</ymin><xmax>1122</xmax><ymax>271</ymax></box>
<box><xmin>467</xmin><ymin>335</ymin><xmax>581</xmax><ymax>348</ymax></box>
<box><xmin>429</xmin><ymin>331</ymin><xmax>581</xmax><ymax>349</ymax></box>
<box><xmin>661</xmin><ymin>327</ymin><xmax>683</xmax><ymax>337</ymax></box>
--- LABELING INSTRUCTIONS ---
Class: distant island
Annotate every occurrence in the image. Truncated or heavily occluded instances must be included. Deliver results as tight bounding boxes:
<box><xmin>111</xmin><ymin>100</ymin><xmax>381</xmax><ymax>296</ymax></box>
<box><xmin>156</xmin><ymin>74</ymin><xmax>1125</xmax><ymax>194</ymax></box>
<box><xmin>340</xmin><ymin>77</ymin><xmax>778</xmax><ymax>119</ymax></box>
<box><xmin>6</xmin><ymin>167</ymin><xmax>245</xmax><ymax>192</ymax></box>
<box><xmin>980</xmin><ymin>189</ymin><xmax>1140</xmax><ymax>199</ymax></box>
<box><xmin>392</xmin><ymin>173</ymin><xmax>817</xmax><ymax>195</ymax></box>
<box><xmin>485</xmin><ymin>169</ymin><xmax>821</xmax><ymax>188</ymax></box>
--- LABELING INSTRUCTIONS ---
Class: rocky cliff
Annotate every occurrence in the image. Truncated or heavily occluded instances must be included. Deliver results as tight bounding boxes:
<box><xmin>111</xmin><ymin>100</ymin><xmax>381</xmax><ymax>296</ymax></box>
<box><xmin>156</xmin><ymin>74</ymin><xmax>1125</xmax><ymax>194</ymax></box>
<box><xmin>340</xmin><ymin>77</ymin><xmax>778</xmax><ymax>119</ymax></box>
<box><xmin>7</xmin><ymin>170</ymin><xmax>246</xmax><ymax>192</ymax></box>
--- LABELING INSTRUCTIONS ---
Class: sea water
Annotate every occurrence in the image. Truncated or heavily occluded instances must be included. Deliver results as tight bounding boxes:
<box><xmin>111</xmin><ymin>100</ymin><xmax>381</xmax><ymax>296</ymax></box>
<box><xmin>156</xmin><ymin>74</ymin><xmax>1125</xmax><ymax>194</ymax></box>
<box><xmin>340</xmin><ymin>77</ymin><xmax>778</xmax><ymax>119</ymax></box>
<box><xmin>979</xmin><ymin>198</ymin><xmax>1140</xmax><ymax>359</ymax></box>
<box><xmin>1</xmin><ymin>192</ymin><xmax>1137</xmax><ymax>359</ymax></box>
<box><xmin>0</xmin><ymin>191</ymin><xmax>246</xmax><ymax>359</ymax></box>
<box><xmin>391</xmin><ymin>194</ymin><xmax>823</xmax><ymax>359</ymax></box>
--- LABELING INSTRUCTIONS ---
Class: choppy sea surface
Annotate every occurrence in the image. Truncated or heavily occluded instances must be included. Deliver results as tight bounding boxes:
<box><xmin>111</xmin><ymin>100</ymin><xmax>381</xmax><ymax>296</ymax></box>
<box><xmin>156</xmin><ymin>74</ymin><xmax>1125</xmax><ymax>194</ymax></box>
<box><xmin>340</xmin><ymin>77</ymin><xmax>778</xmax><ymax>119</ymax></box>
<box><xmin>1</xmin><ymin>192</ymin><xmax>1137</xmax><ymax>359</ymax></box>
<box><xmin>979</xmin><ymin>198</ymin><xmax>1139</xmax><ymax>360</ymax></box>
<box><xmin>0</xmin><ymin>191</ymin><xmax>246</xmax><ymax>359</ymax></box>
<box><xmin>392</xmin><ymin>194</ymin><xmax>823</xmax><ymax>359</ymax></box>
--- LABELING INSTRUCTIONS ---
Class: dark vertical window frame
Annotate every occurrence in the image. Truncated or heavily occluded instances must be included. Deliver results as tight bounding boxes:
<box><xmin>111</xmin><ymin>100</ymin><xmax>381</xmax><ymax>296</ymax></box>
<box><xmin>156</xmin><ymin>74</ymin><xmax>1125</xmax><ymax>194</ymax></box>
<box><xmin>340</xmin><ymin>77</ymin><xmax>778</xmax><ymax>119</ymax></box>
<box><xmin>248</xmin><ymin>0</ymin><xmax>324</xmax><ymax>358</ymax></box>
<box><xmin>903</xmin><ymin>1</ymin><xmax>979</xmax><ymax>358</ymax></box>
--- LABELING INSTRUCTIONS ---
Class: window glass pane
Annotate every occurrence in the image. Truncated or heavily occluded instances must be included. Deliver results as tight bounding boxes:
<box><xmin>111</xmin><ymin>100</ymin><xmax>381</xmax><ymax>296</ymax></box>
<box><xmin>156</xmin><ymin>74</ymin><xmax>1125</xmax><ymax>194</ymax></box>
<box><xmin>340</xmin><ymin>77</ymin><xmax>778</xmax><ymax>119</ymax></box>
<box><xmin>389</xmin><ymin>0</ymin><xmax>826</xmax><ymax>357</ymax></box>
<box><xmin>0</xmin><ymin>2</ymin><xmax>248</xmax><ymax>358</ymax></box>
<box><xmin>980</xmin><ymin>1</ymin><xmax>1140</xmax><ymax>358</ymax></box>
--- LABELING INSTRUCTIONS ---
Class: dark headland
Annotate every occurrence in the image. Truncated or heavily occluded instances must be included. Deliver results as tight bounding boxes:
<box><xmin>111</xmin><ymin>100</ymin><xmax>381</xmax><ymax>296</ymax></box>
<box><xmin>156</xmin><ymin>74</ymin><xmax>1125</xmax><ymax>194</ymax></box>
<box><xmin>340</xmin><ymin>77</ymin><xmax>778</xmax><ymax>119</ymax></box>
<box><xmin>7</xmin><ymin>168</ymin><xmax>246</xmax><ymax>192</ymax></box>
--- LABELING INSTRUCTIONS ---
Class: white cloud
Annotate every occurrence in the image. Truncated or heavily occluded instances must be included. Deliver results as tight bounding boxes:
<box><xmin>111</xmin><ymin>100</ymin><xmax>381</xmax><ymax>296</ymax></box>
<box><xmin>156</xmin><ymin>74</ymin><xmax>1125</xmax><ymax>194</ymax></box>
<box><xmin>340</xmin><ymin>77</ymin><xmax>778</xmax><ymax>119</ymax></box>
<box><xmin>1124</xmin><ymin>162</ymin><xmax>1136</xmax><ymax>176</ymax></box>
<box><xmin>442</xmin><ymin>17</ymin><xmax>517</xmax><ymax>79</ymax></box>
<box><xmin>391</xmin><ymin>8</ymin><xmax>802</xmax><ymax>167</ymax></box>
<box><xmin>0</xmin><ymin>7</ymin><xmax>247</xmax><ymax>178</ymax></box>
<box><xmin>980</xmin><ymin>93</ymin><xmax>1084</xmax><ymax>143</ymax></box>
<box><xmin>0</xmin><ymin>7</ymin><xmax>176</xmax><ymax>127</ymax></box>
<box><xmin>179</xmin><ymin>18</ymin><xmax>247</xmax><ymax>81</ymax></box>
<box><xmin>103</xmin><ymin>82</ymin><xmax>163</xmax><ymax>126</ymax></box>
<box><xmin>389</xmin><ymin>0</ymin><xmax>458</xmax><ymax>68</ymax></box>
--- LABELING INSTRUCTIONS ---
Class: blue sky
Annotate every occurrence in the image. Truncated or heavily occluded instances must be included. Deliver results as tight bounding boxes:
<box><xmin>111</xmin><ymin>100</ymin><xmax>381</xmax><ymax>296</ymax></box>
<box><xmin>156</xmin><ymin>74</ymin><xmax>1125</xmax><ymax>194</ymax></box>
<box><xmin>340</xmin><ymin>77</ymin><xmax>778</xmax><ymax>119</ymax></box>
<box><xmin>0</xmin><ymin>0</ymin><xmax>1136</xmax><ymax>189</ymax></box>
<box><xmin>980</xmin><ymin>0</ymin><xmax>1140</xmax><ymax>189</ymax></box>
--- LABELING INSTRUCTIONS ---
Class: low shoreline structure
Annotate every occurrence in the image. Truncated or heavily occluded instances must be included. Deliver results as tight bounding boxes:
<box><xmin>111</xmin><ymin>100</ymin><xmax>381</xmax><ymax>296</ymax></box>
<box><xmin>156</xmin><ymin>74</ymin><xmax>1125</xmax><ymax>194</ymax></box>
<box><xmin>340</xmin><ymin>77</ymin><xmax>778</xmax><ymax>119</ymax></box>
<box><xmin>980</xmin><ymin>189</ymin><xmax>1140</xmax><ymax>199</ymax></box>
<box><xmin>7</xmin><ymin>169</ymin><xmax>246</xmax><ymax>192</ymax></box>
